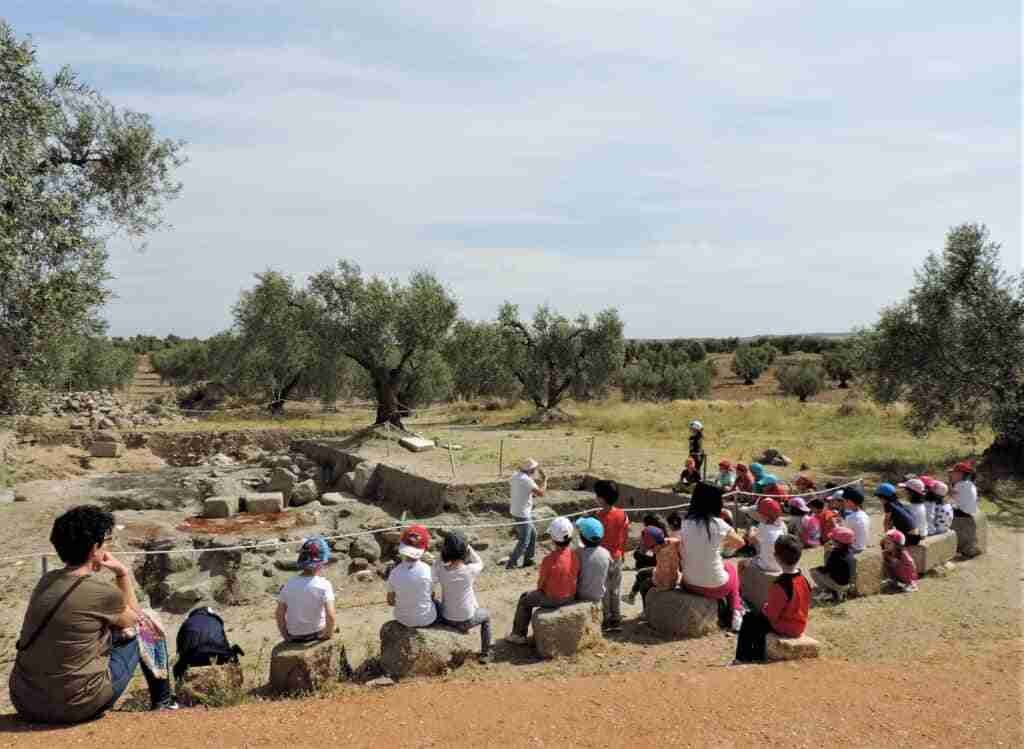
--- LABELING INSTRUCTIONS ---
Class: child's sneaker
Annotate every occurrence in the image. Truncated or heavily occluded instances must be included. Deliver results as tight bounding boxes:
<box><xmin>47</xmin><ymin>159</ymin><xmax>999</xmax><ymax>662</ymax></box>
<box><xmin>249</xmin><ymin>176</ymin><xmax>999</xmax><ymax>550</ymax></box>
<box><xmin>506</xmin><ymin>633</ymin><xmax>528</xmax><ymax>645</ymax></box>
<box><xmin>602</xmin><ymin>619</ymin><xmax>623</xmax><ymax>633</ymax></box>
<box><xmin>478</xmin><ymin>652</ymin><xmax>492</xmax><ymax>664</ymax></box>
<box><xmin>731</xmin><ymin>609</ymin><xmax>744</xmax><ymax>632</ymax></box>
<box><xmin>622</xmin><ymin>592</ymin><xmax>636</xmax><ymax>606</ymax></box>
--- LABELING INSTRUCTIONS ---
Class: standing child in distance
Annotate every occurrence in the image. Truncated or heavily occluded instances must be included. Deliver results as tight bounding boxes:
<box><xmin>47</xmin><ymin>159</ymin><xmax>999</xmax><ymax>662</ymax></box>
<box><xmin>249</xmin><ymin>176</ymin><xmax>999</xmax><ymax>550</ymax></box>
<box><xmin>688</xmin><ymin>420</ymin><xmax>705</xmax><ymax>478</ymax></box>
<box><xmin>575</xmin><ymin>517</ymin><xmax>611</xmax><ymax>605</ymax></box>
<box><xmin>432</xmin><ymin>532</ymin><xmax>491</xmax><ymax>663</ymax></box>
<box><xmin>881</xmin><ymin>529</ymin><xmax>918</xmax><ymax>593</ymax></box>
<box><xmin>386</xmin><ymin>526</ymin><xmax>436</xmax><ymax>628</ymax></box>
<box><xmin>595</xmin><ymin>480</ymin><xmax>629</xmax><ymax>632</ymax></box>
<box><xmin>734</xmin><ymin>535</ymin><xmax>812</xmax><ymax>663</ymax></box>
<box><xmin>276</xmin><ymin>537</ymin><xmax>337</xmax><ymax>642</ymax></box>
<box><xmin>508</xmin><ymin>517</ymin><xmax>580</xmax><ymax>644</ymax></box>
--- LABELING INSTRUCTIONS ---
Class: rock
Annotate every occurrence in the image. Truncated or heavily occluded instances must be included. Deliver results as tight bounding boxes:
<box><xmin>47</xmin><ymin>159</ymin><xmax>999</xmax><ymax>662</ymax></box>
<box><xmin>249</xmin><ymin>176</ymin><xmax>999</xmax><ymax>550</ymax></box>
<box><xmin>952</xmin><ymin>513</ymin><xmax>987</xmax><ymax>558</ymax></box>
<box><xmin>178</xmin><ymin>663</ymin><xmax>244</xmax><ymax>707</ymax></box>
<box><xmin>851</xmin><ymin>547</ymin><xmax>884</xmax><ymax>597</ymax></box>
<box><xmin>379</xmin><ymin>621</ymin><xmax>477</xmax><ymax>678</ymax></box>
<box><xmin>399</xmin><ymin>436</ymin><xmax>435</xmax><ymax>453</ymax></box>
<box><xmin>766</xmin><ymin>633</ymin><xmax>821</xmax><ymax>661</ymax></box>
<box><xmin>531</xmin><ymin>602</ymin><xmax>603</xmax><ymax>658</ymax></box>
<box><xmin>366</xmin><ymin>676</ymin><xmax>396</xmax><ymax>688</ymax></box>
<box><xmin>13</xmin><ymin>491</ymin><xmax>28</xmax><ymax>503</ymax></box>
<box><xmin>97</xmin><ymin>416</ymin><xmax>116</xmax><ymax>430</ymax></box>
<box><xmin>0</xmin><ymin>489</ymin><xmax>13</xmax><ymax>504</ymax></box>
<box><xmin>907</xmin><ymin>532</ymin><xmax>957</xmax><ymax>574</ymax></box>
<box><xmin>90</xmin><ymin>441</ymin><xmax>123</xmax><ymax>458</ymax></box>
<box><xmin>739</xmin><ymin>562</ymin><xmax>780</xmax><ymax>612</ymax></box>
<box><xmin>213</xmin><ymin>566</ymin><xmax>266</xmax><ymax>606</ymax></box>
<box><xmin>353</xmin><ymin>570</ymin><xmax>376</xmax><ymax>583</ymax></box>
<box><xmin>158</xmin><ymin>571</ymin><xmax>214</xmax><ymax>613</ymax></box>
<box><xmin>244</xmin><ymin>493</ymin><xmax>284</xmax><ymax>514</ymax></box>
<box><xmin>207</xmin><ymin>452</ymin><xmax>235</xmax><ymax>467</ymax></box>
<box><xmin>319</xmin><ymin>492</ymin><xmax>356</xmax><ymax>506</ymax></box>
<box><xmin>289</xmin><ymin>479</ymin><xmax>320</xmax><ymax>507</ymax></box>
<box><xmin>351</xmin><ymin>462</ymin><xmax>379</xmax><ymax>499</ymax></box>
<box><xmin>350</xmin><ymin>557</ymin><xmax>370</xmax><ymax>572</ymax></box>
<box><xmin>94</xmin><ymin>430</ymin><xmax>120</xmax><ymax>443</ymax></box>
<box><xmin>349</xmin><ymin>535</ymin><xmax>382</xmax><ymax>563</ymax></box>
<box><xmin>269</xmin><ymin>639</ymin><xmax>348</xmax><ymax>695</ymax></box>
<box><xmin>196</xmin><ymin>477</ymin><xmax>244</xmax><ymax>501</ymax></box>
<box><xmin>274</xmin><ymin>558</ymin><xmax>301</xmax><ymax>572</ymax></box>
<box><xmin>267</xmin><ymin>468</ymin><xmax>298</xmax><ymax>497</ymax></box>
<box><xmin>262</xmin><ymin>454</ymin><xmax>294</xmax><ymax>469</ymax></box>
<box><xmin>338</xmin><ymin>472</ymin><xmax>356</xmax><ymax>493</ymax></box>
<box><xmin>645</xmin><ymin>590</ymin><xmax>719</xmax><ymax>639</ymax></box>
<box><xmin>203</xmin><ymin>495</ymin><xmax>239</xmax><ymax>519</ymax></box>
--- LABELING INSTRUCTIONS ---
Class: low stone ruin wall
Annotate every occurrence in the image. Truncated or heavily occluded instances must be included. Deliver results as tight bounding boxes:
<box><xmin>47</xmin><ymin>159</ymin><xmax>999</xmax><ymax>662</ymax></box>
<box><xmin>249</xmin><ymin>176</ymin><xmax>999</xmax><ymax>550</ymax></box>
<box><xmin>578</xmin><ymin>475</ymin><xmax>687</xmax><ymax>511</ymax></box>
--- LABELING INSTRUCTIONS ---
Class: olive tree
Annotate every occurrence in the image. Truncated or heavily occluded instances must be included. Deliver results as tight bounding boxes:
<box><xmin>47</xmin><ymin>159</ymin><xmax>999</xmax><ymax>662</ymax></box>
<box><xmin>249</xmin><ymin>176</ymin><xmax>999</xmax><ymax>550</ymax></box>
<box><xmin>862</xmin><ymin>224</ymin><xmax>1024</xmax><ymax>471</ymax></box>
<box><xmin>823</xmin><ymin>344</ymin><xmax>859</xmax><ymax>388</ymax></box>
<box><xmin>498</xmin><ymin>303</ymin><xmax>624</xmax><ymax>413</ymax></box>
<box><xmin>731</xmin><ymin>343</ymin><xmax>778</xmax><ymax>385</ymax></box>
<box><xmin>776</xmin><ymin>361</ymin><xmax>826</xmax><ymax>402</ymax></box>
<box><xmin>444</xmin><ymin>320</ymin><xmax>517</xmax><ymax>400</ymax></box>
<box><xmin>0</xmin><ymin>22</ymin><xmax>185</xmax><ymax>412</ymax></box>
<box><xmin>305</xmin><ymin>262</ymin><xmax>458</xmax><ymax>426</ymax></box>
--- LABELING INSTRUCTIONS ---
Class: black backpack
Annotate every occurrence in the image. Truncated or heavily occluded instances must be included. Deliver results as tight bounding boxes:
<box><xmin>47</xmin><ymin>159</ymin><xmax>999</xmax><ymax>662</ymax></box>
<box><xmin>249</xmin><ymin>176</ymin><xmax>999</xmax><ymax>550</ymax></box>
<box><xmin>173</xmin><ymin>607</ymin><xmax>244</xmax><ymax>681</ymax></box>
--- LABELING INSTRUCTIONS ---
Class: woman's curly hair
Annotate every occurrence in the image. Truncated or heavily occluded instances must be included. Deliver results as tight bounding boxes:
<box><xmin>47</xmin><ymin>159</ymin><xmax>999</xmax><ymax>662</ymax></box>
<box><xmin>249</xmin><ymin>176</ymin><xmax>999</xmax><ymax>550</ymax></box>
<box><xmin>50</xmin><ymin>505</ymin><xmax>115</xmax><ymax>566</ymax></box>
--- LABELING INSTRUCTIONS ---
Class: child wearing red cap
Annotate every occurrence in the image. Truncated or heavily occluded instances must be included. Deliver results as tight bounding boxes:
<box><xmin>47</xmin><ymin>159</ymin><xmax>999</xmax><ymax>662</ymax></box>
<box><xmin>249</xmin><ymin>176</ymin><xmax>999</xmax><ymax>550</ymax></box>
<box><xmin>809</xmin><ymin>527</ymin><xmax>855</xmax><ymax>602</ymax></box>
<box><xmin>881</xmin><ymin>529</ymin><xmax>918</xmax><ymax>592</ymax></box>
<box><xmin>386</xmin><ymin>526</ymin><xmax>437</xmax><ymax>628</ymax></box>
<box><xmin>741</xmin><ymin>498</ymin><xmax>787</xmax><ymax>574</ymax></box>
<box><xmin>734</xmin><ymin>535</ymin><xmax>811</xmax><ymax>663</ymax></box>
<box><xmin>715</xmin><ymin>460</ymin><xmax>737</xmax><ymax>491</ymax></box>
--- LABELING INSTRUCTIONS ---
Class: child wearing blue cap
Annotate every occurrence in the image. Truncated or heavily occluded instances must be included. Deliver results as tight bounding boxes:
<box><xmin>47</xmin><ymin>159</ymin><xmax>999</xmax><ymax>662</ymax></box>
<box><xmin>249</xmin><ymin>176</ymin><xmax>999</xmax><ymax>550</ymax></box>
<box><xmin>275</xmin><ymin>537</ymin><xmax>336</xmax><ymax>643</ymax></box>
<box><xmin>574</xmin><ymin>517</ymin><xmax>610</xmax><ymax>603</ymax></box>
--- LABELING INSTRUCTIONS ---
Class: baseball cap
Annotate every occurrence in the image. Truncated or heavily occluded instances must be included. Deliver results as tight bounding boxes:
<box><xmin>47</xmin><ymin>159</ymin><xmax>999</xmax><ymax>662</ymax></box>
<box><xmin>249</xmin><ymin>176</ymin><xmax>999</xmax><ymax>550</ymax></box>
<box><xmin>829</xmin><ymin>526</ymin><xmax>856</xmax><ymax>545</ymax></box>
<box><xmin>753</xmin><ymin>498</ymin><xmax>782</xmax><ymax>523</ymax></box>
<box><xmin>547</xmin><ymin>516</ymin><xmax>574</xmax><ymax>542</ymax></box>
<box><xmin>689</xmin><ymin>420</ymin><xmax>703</xmax><ymax>430</ymax></box>
<box><xmin>641</xmin><ymin>526</ymin><xmax>665</xmax><ymax>548</ymax></box>
<box><xmin>788</xmin><ymin>497</ymin><xmax>810</xmax><ymax>513</ymax></box>
<box><xmin>949</xmin><ymin>461</ymin><xmax>975</xmax><ymax>474</ymax></box>
<box><xmin>898</xmin><ymin>478</ymin><xmax>926</xmax><ymax>496</ymax></box>
<box><xmin>840</xmin><ymin>487</ymin><xmax>864</xmax><ymax>504</ymax></box>
<box><xmin>297</xmin><ymin>537</ymin><xmax>330</xmax><ymax>570</ymax></box>
<box><xmin>575</xmin><ymin>516</ymin><xmax>604</xmax><ymax>542</ymax></box>
<box><xmin>885</xmin><ymin>528</ymin><xmax>906</xmax><ymax>546</ymax></box>
<box><xmin>930</xmin><ymin>481</ymin><xmax>949</xmax><ymax>498</ymax></box>
<box><xmin>520</xmin><ymin>458</ymin><xmax>539</xmax><ymax>472</ymax></box>
<box><xmin>874</xmin><ymin>483</ymin><xmax>897</xmax><ymax>499</ymax></box>
<box><xmin>398</xmin><ymin>525</ymin><xmax>431</xmax><ymax>560</ymax></box>
<box><xmin>718</xmin><ymin>459</ymin><xmax>732</xmax><ymax>470</ymax></box>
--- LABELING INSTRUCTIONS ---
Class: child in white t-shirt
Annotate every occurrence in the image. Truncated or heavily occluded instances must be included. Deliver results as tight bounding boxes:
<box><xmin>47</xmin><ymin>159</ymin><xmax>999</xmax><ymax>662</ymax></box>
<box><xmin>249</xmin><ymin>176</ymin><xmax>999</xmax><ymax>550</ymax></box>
<box><xmin>432</xmin><ymin>532</ymin><xmax>491</xmax><ymax>663</ymax></box>
<box><xmin>743</xmin><ymin>498</ymin><xmax>786</xmax><ymax>573</ymax></box>
<box><xmin>276</xmin><ymin>537</ymin><xmax>336</xmax><ymax>642</ymax></box>
<box><xmin>386</xmin><ymin>525</ymin><xmax>437</xmax><ymax>628</ymax></box>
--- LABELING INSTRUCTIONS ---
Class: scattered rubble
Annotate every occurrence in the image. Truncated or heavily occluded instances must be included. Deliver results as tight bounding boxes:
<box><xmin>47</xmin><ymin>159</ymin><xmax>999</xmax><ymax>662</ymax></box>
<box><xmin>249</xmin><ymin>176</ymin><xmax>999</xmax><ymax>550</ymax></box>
<box><xmin>48</xmin><ymin>390</ymin><xmax>192</xmax><ymax>429</ymax></box>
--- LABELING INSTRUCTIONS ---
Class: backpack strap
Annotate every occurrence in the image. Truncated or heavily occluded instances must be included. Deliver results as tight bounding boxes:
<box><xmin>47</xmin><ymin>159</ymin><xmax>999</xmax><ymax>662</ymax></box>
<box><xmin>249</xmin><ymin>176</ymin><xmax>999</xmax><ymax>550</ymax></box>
<box><xmin>16</xmin><ymin>576</ymin><xmax>88</xmax><ymax>652</ymax></box>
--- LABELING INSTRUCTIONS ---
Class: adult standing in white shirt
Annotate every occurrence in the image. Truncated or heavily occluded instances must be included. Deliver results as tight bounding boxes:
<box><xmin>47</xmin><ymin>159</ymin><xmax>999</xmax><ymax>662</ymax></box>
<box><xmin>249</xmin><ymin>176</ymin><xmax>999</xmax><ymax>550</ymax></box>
<box><xmin>507</xmin><ymin>458</ymin><xmax>546</xmax><ymax>570</ymax></box>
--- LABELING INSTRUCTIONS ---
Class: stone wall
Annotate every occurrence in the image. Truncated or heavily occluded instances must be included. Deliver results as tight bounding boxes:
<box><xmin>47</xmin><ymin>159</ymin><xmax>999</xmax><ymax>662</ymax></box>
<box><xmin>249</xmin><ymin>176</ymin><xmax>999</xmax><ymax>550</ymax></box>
<box><xmin>579</xmin><ymin>475</ymin><xmax>688</xmax><ymax>511</ymax></box>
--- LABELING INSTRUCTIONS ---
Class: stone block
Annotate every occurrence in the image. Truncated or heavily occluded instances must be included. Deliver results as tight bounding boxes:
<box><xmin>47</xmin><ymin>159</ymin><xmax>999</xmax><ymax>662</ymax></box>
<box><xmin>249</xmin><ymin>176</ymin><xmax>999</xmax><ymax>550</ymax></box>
<box><xmin>269</xmin><ymin>639</ymin><xmax>347</xmax><ymax>694</ymax></box>
<box><xmin>90</xmin><ymin>441</ymin><xmax>123</xmax><ymax>458</ymax></box>
<box><xmin>952</xmin><ymin>513</ymin><xmax>987</xmax><ymax>558</ymax></box>
<box><xmin>532</xmin><ymin>601</ymin><xmax>603</xmax><ymax>658</ymax></box>
<box><xmin>320</xmin><ymin>492</ymin><xmax>356</xmax><ymax>506</ymax></box>
<box><xmin>93</xmin><ymin>430</ymin><xmax>121</xmax><ymax>443</ymax></box>
<box><xmin>178</xmin><ymin>663</ymin><xmax>244</xmax><ymax>707</ymax></box>
<box><xmin>267</xmin><ymin>468</ymin><xmax>297</xmax><ymax>498</ymax></box>
<box><xmin>907</xmin><ymin>532</ymin><xmax>957</xmax><ymax>574</ymax></box>
<box><xmin>203</xmin><ymin>495</ymin><xmax>239</xmax><ymax>519</ymax></box>
<box><xmin>850</xmin><ymin>547</ymin><xmax>884</xmax><ymax>597</ymax></box>
<box><xmin>243</xmin><ymin>492</ymin><xmax>284</xmax><ymax>514</ymax></box>
<box><xmin>645</xmin><ymin>589</ymin><xmax>719</xmax><ymax>640</ymax></box>
<box><xmin>740</xmin><ymin>562</ymin><xmax>780</xmax><ymax>612</ymax></box>
<box><xmin>351</xmin><ymin>462</ymin><xmax>379</xmax><ymax>499</ymax></box>
<box><xmin>379</xmin><ymin>620</ymin><xmax>477</xmax><ymax>678</ymax></box>
<box><xmin>399</xmin><ymin>436</ymin><xmax>435</xmax><ymax>453</ymax></box>
<box><xmin>289</xmin><ymin>479</ymin><xmax>320</xmax><ymax>507</ymax></box>
<box><xmin>349</xmin><ymin>535</ymin><xmax>382</xmax><ymax>563</ymax></box>
<box><xmin>766</xmin><ymin>633</ymin><xmax>821</xmax><ymax>662</ymax></box>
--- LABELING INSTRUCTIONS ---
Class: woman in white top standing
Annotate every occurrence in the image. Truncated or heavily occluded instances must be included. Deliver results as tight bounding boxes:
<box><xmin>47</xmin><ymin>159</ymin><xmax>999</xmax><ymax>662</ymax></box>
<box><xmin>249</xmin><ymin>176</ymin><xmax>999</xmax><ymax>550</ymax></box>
<box><xmin>679</xmin><ymin>482</ymin><xmax>747</xmax><ymax>631</ymax></box>
<box><xmin>507</xmin><ymin>458</ymin><xmax>546</xmax><ymax>570</ymax></box>
<box><xmin>433</xmin><ymin>532</ymin><xmax>491</xmax><ymax>663</ymax></box>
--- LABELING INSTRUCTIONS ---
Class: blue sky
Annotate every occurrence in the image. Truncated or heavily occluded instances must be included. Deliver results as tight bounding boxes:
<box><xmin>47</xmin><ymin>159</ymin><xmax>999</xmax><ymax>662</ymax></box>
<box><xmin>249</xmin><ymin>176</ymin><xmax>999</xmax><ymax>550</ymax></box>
<box><xmin>6</xmin><ymin>1</ymin><xmax>1021</xmax><ymax>338</ymax></box>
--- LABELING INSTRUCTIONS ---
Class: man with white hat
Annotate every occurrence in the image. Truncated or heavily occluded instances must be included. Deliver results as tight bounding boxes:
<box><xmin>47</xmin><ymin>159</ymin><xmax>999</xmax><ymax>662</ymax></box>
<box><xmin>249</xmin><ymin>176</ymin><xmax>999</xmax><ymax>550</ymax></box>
<box><xmin>507</xmin><ymin>458</ymin><xmax>546</xmax><ymax>570</ymax></box>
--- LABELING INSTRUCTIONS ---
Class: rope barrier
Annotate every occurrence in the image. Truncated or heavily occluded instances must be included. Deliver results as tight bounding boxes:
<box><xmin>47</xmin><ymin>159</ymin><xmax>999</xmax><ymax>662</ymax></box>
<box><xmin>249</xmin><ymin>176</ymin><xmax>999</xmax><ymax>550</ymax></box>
<box><xmin>723</xmin><ymin>477</ymin><xmax>864</xmax><ymax>500</ymax></box>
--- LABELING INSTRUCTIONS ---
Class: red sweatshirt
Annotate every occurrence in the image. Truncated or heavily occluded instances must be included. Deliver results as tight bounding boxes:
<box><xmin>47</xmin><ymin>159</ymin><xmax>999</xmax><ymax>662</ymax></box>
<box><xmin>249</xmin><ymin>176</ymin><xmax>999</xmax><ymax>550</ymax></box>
<box><xmin>762</xmin><ymin>572</ymin><xmax>810</xmax><ymax>638</ymax></box>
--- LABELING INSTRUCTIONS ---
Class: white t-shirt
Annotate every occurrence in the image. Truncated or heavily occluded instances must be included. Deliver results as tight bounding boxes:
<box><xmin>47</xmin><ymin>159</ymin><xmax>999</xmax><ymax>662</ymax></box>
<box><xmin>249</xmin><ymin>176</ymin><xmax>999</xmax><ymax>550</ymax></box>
<box><xmin>432</xmin><ymin>547</ymin><xmax>483</xmax><ymax>623</ymax></box>
<box><xmin>680</xmin><ymin>517</ymin><xmax>730</xmax><ymax>589</ymax></box>
<box><xmin>908</xmin><ymin>503</ymin><xmax>929</xmax><ymax>536</ymax></box>
<box><xmin>952</xmin><ymin>480</ymin><xmax>978</xmax><ymax>516</ymax></box>
<box><xmin>277</xmin><ymin>575</ymin><xmax>335</xmax><ymax>638</ymax></box>
<box><xmin>843</xmin><ymin>509</ymin><xmax>870</xmax><ymax>552</ymax></box>
<box><xmin>387</xmin><ymin>560</ymin><xmax>436</xmax><ymax>627</ymax></box>
<box><xmin>753</xmin><ymin>521</ymin><xmax>785</xmax><ymax>573</ymax></box>
<box><xmin>509</xmin><ymin>471</ymin><xmax>539</xmax><ymax>518</ymax></box>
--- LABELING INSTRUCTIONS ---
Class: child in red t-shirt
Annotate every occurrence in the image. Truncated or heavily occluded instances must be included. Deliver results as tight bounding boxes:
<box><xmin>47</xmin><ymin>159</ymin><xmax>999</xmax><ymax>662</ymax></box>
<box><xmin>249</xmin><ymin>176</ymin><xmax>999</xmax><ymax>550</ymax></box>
<box><xmin>595</xmin><ymin>479</ymin><xmax>629</xmax><ymax>632</ymax></box>
<box><xmin>734</xmin><ymin>534</ymin><xmax>811</xmax><ymax>663</ymax></box>
<box><xmin>507</xmin><ymin>517</ymin><xmax>580</xmax><ymax>644</ymax></box>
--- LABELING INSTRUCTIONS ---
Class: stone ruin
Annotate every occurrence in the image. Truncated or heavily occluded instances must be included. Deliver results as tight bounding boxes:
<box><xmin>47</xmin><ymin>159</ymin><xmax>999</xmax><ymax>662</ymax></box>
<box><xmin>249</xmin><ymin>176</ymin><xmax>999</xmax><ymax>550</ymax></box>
<box><xmin>48</xmin><ymin>390</ymin><xmax>191</xmax><ymax>430</ymax></box>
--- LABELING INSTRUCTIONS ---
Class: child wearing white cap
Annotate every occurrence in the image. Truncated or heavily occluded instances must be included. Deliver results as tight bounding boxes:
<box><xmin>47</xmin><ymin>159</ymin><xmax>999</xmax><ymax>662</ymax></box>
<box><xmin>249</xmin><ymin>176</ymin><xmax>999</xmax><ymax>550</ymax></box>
<box><xmin>507</xmin><ymin>517</ymin><xmax>579</xmax><ymax>644</ymax></box>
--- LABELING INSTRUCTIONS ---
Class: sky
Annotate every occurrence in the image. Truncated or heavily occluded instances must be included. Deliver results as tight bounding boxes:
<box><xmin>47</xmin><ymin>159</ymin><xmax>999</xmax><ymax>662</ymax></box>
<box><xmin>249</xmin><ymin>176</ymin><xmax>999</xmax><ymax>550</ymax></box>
<box><xmin>5</xmin><ymin>1</ymin><xmax>1021</xmax><ymax>339</ymax></box>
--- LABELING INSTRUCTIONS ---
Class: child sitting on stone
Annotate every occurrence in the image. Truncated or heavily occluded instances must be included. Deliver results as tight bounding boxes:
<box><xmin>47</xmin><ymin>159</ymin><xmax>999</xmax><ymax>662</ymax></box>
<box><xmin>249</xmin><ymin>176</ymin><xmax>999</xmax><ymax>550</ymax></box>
<box><xmin>929</xmin><ymin>481</ymin><xmax>953</xmax><ymax>536</ymax></box>
<box><xmin>810</xmin><ymin>526</ymin><xmax>856</xmax><ymax>602</ymax></box>
<box><xmin>734</xmin><ymin>534</ymin><xmax>811</xmax><ymax>663</ymax></box>
<box><xmin>507</xmin><ymin>517</ymin><xmax>580</xmax><ymax>644</ymax></box>
<box><xmin>738</xmin><ymin>498</ymin><xmax>786</xmax><ymax>575</ymax></box>
<box><xmin>881</xmin><ymin>529</ymin><xmax>918</xmax><ymax>593</ymax></box>
<box><xmin>808</xmin><ymin>497</ymin><xmax>838</xmax><ymax>545</ymax></box>
<box><xmin>635</xmin><ymin>527</ymin><xmax>682</xmax><ymax>615</ymax></box>
<box><xmin>575</xmin><ymin>517</ymin><xmax>610</xmax><ymax>604</ymax></box>
<box><xmin>386</xmin><ymin>525</ymin><xmax>437</xmax><ymax>628</ymax></box>
<box><xmin>275</xmin><ymin>537</ymin><xmax>337</xmax><ymax>643</ymax></box>
<box><xmin>432</xmin><ymin>531</ymin><xmax>491</xmax><ymax>663</ymax></box>
<box><xmin>624</xmin><ymin>515</ymin><xmax>663</xmax><ymax>605</ymax></box>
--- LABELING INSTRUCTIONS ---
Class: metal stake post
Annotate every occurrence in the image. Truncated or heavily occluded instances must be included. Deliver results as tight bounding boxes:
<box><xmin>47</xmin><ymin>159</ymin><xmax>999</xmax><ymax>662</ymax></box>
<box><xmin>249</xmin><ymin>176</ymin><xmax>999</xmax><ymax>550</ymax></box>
<box><xmin>448</xmin><ymin>445</ymin><xmax>457</xmax><ymax>480</ymax></box>
<box><xmin>498</xmin><ymin>439</ymin><xmax>504</xmax><ymax>478</ymax></box>
<box><xmin>386</xmin><ymin>422</ymin><xmax>391</xmax><ymax>457</ymax></box>
<box><xmin>587</xmin><ymin>436</ymin><xmax>596</xmax><ymax>473</ymax></box>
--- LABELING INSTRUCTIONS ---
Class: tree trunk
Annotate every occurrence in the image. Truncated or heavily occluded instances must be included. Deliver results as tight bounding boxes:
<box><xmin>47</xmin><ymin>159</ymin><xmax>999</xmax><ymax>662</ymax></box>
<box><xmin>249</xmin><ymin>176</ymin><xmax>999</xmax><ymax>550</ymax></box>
<box><xmin>982</xmin><ymin>433</ymin><xmax>1024</xmax><ymax>477</ymax></box>
<box><xmin>744</xmin><ymin>377</ymin><xmax>754</xmax><ymax>385</ymax></box>
<box><xmin>838</xmin><ymin>378</ymin><xmax>850</xmax><ymax>389</ymax></box>
<box><xmin>373</xmin><ymin>368</ymin><xmax>404</xmax><ymax>428</ymax></box>
<box><xmin>267</xmin><ymin>372</ymin><xmax>304</xmax><ymax>416</ymax></box>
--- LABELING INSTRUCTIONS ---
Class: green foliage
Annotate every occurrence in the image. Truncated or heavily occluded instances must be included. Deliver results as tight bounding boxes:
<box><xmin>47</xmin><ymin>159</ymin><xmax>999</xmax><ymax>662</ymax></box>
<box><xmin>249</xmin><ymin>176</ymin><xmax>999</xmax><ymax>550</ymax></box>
<box><xmin>731</xmin><ymin>343</ymin><xmax>778</xmax><ymax>384</ymax></box>
<box><xmin>444</xmin><ymin>320</ymin><xmax>518</xmax><ymax>400</ymax></box>
<box><xmin>396</xmin><ymin>349</ymin><xmax>454</xmax><ymax>410</ymax></box>
<box><xmin>498</xmin><ymin>303</ymin><xmax>625</xmax><ymax>411</ymax></box>
<box><xmin>686</xmin><ymin>340</ymin><xmax>706</xmax><ymax>362</ymax></box>
<box><xmin>621</xmin><ymin>358</ymin><xmax>714</xmax><ymax>402</ymax></box>
<box><xmin>776</xmin><ymin>361</ymin><xmax>826</xmax><ymax>402</ymax></box>
<box><xmin>0</xmin><ymin>22</ymin><xmax>185</xmax><ymax>413</ymax></box>
<box><xmin>862</xmin><ymin>223</ymin><xmax>1024</xmax><ymax>457</ymax></box>
<box><xmin>823</xmin><ymin>344</ymin><xmax>860</xmax><ymax>388</ymax></box>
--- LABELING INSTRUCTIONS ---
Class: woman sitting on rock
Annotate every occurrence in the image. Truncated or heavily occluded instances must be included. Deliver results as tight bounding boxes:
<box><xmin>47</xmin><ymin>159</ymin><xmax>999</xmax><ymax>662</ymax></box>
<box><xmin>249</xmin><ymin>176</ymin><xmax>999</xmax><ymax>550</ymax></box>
<box><xmin>10</xmin><ymin>505</ymin><xmax>176</xmax><ymax>724</ymax></box>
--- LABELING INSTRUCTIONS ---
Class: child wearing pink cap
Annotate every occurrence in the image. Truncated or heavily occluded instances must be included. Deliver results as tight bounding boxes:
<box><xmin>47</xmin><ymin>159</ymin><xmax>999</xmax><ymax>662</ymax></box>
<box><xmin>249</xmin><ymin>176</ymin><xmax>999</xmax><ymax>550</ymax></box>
<box><xmin>810</xmin><ymin>527</ymin><xmax>855</xmax><ymax>602</ymax></box>
<box><xmin>788</xmin><ymin>497</ymin><xmax>821</xmax><ymax>548</ymax></box>
<box><xmin>928</xmin><ymin>481</ymin><xmax>953</xmax><ymax>536</ymax></box>
<box><xmin>881</xmin><ymin>529</ymin><xmax>918</xmax><ymax>592</ymax></box>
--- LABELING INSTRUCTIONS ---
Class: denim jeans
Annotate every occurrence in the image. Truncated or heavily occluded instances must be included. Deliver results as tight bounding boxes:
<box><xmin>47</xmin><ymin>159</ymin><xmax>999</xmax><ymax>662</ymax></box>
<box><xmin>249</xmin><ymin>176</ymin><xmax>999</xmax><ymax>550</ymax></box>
<box><xmin>512</xmin><ymin>591</ymin><xmax>570</xmax><ymax>636</ymax></box>
<box><xmin>437</xmin><ymin>607</ymin><xmax>492</xmax><ymax>655</ymax></box>
<box><xmin>507</xmin><ymin>516</ymin><xmax>536</xmax><ymax>568</ymax></box>
<box><xmin>104</xmin><ymin>637</ymin><xmax>172</xmax><ymax>714</ymax></box>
